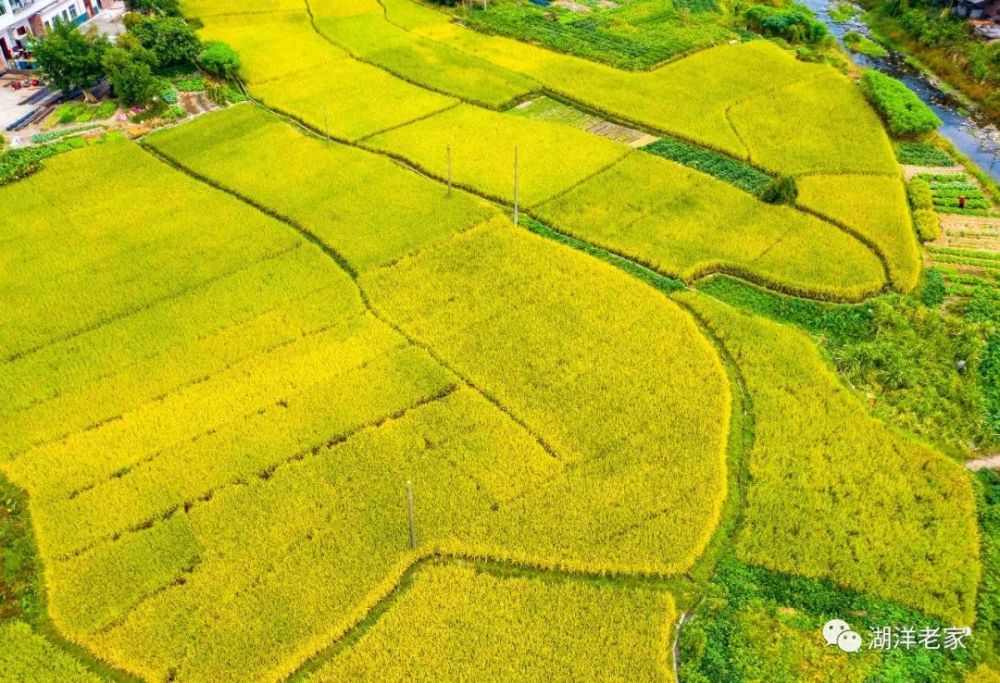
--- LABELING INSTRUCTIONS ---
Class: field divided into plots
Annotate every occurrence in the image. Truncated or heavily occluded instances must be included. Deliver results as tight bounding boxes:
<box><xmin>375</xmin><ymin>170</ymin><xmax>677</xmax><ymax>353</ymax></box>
<box><xmin>3</xmin><ymin>134</ymin><xmax>730</xmax><ymax>679</ymax></box>
<box><xmin>3</xmin><ymin>0</ymin><xmax>984</xmax><ymax>679</ymax></box>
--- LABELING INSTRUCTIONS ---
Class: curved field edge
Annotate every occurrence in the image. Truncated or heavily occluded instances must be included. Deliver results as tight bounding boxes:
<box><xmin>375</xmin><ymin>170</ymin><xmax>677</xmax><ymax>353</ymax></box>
<box><xmin>309</xmin><ymin>0</ymin><xmax>897</xmax><ymax>177</ymax></box>
<box><xmin>0</xmin><ymin>143</ymin><xmax>736</xmax><ymax>680</ymax></box>
<box><xmin>182</xmin><ymin>0</ymin><xmax>904</xmax><ymax>301</ymax></box>
<box><xmin>302</xmin><ymin>562</ymin><xmax>678</xmax><ymax>681</ymax></box>
<box><xmin>0</xmin><ymin>473</ymin><xmax>141</xmax><ymax>682</ymax></box>
<box><xmin>676</xmin><ymin>291</ymin><xmax>981</xmax><ymax>624</ymax></box>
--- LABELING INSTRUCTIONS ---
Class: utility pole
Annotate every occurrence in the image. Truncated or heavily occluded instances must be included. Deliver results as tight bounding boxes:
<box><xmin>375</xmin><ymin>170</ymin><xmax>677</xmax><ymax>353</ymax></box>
<box><xmin>405</xmin><ymin>480</ymin><xmax>416</xmax><ymax>550</ymax></box>
<box><xmin>324</xmin><ymin>110</ymin><xmax>330</xmax><ymax>143</ymax></box>
<box><xmin>447</xmin><ymin>144</ymin><xmax>452</xmax><ymax>197</ymax></box>
<box><xmin>513</xmin><ymin>145</ymin><xmax>519</xmax><ymax>226</ymax></box>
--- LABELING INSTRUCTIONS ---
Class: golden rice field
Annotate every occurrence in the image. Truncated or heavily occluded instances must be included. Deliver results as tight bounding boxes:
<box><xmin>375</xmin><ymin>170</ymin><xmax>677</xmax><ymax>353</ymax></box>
<box><xmin>306</xmin><ymin>564</ymin><xmax>675</xmax><ymax>681</ymax></box>
<box><xmin>2</xmin><ymin>0</ymin><xmax>986</xmax><ymax>679</ymax></box>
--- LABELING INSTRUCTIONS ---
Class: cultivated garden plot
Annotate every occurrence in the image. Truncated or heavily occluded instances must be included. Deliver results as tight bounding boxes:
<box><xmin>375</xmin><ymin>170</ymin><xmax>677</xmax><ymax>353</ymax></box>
<box><xmin>4</xmin><ymin>0</ymin><xmax>1000</xmax><ymax>678</ymax></box>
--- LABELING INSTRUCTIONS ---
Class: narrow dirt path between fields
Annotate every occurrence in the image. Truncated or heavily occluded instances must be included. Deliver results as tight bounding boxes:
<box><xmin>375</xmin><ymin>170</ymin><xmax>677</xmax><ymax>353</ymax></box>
<box><xmin>902</xmin><ymin>164</ymin><xmax>965</xmax><ymax>181</ymax></box>
<box><xmin>967</xmin><ymin>454</ymin><xmax>1000</xmax><ymax>470</ymax></box>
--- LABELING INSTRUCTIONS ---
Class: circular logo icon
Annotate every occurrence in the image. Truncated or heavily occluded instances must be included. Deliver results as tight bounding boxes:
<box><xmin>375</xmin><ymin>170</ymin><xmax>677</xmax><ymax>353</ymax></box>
<box><xmin>822</xmin><ymin>619</ymin><xmax>851</xmax><ymax>646</ymax></box>
<box><xmin>837</xmin><ymin>630</ymin><xmax>863</xmax><ymax>653</ymax></box>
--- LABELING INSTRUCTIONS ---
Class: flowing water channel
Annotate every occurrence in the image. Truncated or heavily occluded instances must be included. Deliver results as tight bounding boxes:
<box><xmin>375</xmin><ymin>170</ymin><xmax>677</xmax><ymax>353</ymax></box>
<box><xmin>802</xmin><ymin>0</ymin><xmax>1000</xmax><ymax>182</ymax></box>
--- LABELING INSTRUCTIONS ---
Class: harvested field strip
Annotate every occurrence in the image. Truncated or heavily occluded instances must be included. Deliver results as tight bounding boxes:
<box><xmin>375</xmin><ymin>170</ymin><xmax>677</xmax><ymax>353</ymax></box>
<box><xmin>510</xmin><ymin>95</ymin><xmax>658</xmax><ymax>147</ymax></box>
<box><xmin>678</xmin><ymin>292</ymin><xmax>980</xmax><ymax>623</ymax></box>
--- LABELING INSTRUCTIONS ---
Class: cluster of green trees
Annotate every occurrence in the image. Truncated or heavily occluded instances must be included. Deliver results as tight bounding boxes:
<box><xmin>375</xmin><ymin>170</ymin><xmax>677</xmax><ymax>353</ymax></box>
<box><xmin>742</xmin><ymin>4</ymin><xmax>829</xmax><ymax>44</ymax></box>
<box><xmin>33</xmin><ymin>0</ymin><xmax>239</xmax><ymax>107</ymax></box>
<box><xmin>864</xmin><ymin>0</ymin><xmax>1000</xmax><ymax>113</ymax></box>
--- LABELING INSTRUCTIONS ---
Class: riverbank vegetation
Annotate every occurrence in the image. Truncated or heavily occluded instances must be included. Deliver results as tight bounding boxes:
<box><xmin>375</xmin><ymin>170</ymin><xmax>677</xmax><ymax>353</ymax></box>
<box><xmin>861</xmin><ymin>0</ymin><xmax>1000</xmax><ymax>119</ymax></box>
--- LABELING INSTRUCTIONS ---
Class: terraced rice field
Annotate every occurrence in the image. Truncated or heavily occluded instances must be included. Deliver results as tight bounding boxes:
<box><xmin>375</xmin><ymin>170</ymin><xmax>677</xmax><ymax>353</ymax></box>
<box><xmin>2</xmin><ymin>0</ymin><xmax>992</xmax><ymax>679</ymax></box>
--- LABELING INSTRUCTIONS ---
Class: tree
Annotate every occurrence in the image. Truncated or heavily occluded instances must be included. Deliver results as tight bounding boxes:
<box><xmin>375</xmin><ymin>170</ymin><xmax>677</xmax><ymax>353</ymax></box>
<box><xmin>102</xmin><ymin>46</ymin><xmax>157</xmax><ymax>106</ymax></box>
<box><xmin>127</xmin><ymin>15</ymin><xmax>200</xmax><ymax>67</ymax></box>
<box><xmin>33</xmin><ymin>21</ymin><xmax>110</xmax><ymax>99</ymax></box>
<box><xmin>198</xmin><ymin>41</ymin><xmax>240</xmax><ymax>80</ymax></box>
<box><xmin>123</xmin><ymin>0</ymin><xmax>180</xmax><ymax>15</ymax></box>
<box><xmin>760</xmin><ymin>175</ymin><xmax>798</xmax><ymax>205</ymax></box>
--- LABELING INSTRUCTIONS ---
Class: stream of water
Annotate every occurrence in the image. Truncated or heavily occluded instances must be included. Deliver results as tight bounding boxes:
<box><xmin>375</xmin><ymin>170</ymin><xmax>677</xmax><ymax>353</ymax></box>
<box><xmin>801</xmin><ymin>0</ymin><xmax>1000</xmax><ymax>182</ymax></box>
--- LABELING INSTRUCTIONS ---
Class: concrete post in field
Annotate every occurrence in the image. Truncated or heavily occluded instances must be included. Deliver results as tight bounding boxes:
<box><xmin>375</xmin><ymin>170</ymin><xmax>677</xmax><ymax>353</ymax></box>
<box><xmin>406</xmin><ymin>480</ymin><xmax>416</xmax><ymax>549</ymax></box>
<box><xmin>513</xmin><ymin>145</ymin><xmax>519</xmax><ymax>226</ymax></box>
<box><xmin>447</xmin><ymin>144</ymin><xmax>452</xmax><ymax>196</ymax></box>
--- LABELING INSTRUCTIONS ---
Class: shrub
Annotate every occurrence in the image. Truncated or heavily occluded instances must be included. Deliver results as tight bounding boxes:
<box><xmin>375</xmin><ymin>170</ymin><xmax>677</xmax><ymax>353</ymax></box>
<box><xmin>920</xmin><ymin>268</ymin><xmax>946</xmax><ymax>307</ymax></box>
<box><xmin>914</xmin><ymin>208</ymin><xmax>940</xmax><ymax>241</ymax></box>
<box><xmin>198</xmin><ymin>41</ymin><xmax>241</xmax><ymax>80</ymax></box>
<box><xmin>108</xmin><ymin>56</ymin><xmax>157</xmax><ymax>107</ymax></box>
<box><xmin>33</xmin><ymin>21</ymin><xmax>111</xmax><ymax>94</ymax></box>
<box><xmin>0</xmin><ymin>146</ymin><xmax>67</xmax><ymax>185</ymax></box>
<box><xmin>160</xmin><ymin>82</ymin><xmax>177</xmax><ymax>104</ymax></box>
<box><xmin>129</xmin><ymin>15</ymin><xmax>201</xmax><ymax>68</ymax></box>
<box><xmin>173</xmin><ymin>74</ymin><xmax>205</xmax><ymax>92</ymax></box>
<box><xmin>760</xmin><ymin>174</ymin><xmax>798</xmax><ymax>204</ymax></box>
<box><xmin>744</xmin><ymin>4</ymin><xmax>828</xmax><ymax>44</ymax></box>
<box><xmin>843</xmin><ymin>31</ymin><xmax>888</xmax><ymax>58</ymax></box>
<box><xmin>908</xmin><ymin>177</ymin><xmax>934</xmax><ymax>208</ymax></box>
<box><xmin>124</xmin><ymin>0</ymin><xmax>179</xmax><ymax>14</ymax></box>
<box><xmin>859</xmin><ymin>70</ymin><xmax>942</xmax><ymax>138</ymax></box>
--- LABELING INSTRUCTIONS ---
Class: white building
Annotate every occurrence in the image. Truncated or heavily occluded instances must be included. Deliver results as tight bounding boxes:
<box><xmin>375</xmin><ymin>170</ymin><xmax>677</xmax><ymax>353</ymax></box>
<box><xmin>0</xmin><ymin>0</ymin><xmax>103</xmax><ymax>70</ymax></box>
